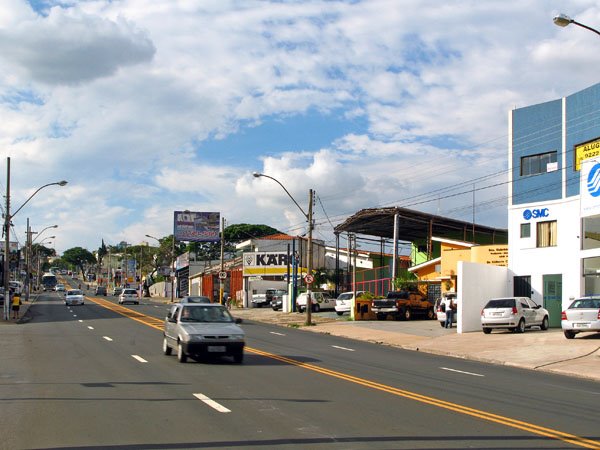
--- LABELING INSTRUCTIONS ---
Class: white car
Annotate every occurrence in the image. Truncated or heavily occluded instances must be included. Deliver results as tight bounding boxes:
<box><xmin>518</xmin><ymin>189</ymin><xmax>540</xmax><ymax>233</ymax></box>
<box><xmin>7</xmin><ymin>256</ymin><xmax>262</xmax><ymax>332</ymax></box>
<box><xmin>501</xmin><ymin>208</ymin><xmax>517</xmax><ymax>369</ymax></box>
<box><xmin>296</xmin><ymin>292</ymin><xmax>335</xmax><ymax>312</ymax></box>
<box><xmin>65</xmin><ymin>289</ymin><xmax>84</xmax><ymax>306</ymax></box>
<box><xmin>561</xmin><ymin>296</ymin><xmax>600</xmax><ymax>339</ymax></box>
<box><xmin>334</xmin><ymin>291</ymin><xmax>367</xmax><ymax>316</ymax></box>
<box><xmin>119</xmin><ymin>288</ymin><xmax>139</xmax><ymax>305</ymax></box>
<box><xmin>55</xmin><ymin>284</ymin><xmax>65</xmax><ymax>292</ymax></box>
<box><xmin>481</xmin><ymin>297</ymin><xmax>549</xmax><ymax>334</ymax></box>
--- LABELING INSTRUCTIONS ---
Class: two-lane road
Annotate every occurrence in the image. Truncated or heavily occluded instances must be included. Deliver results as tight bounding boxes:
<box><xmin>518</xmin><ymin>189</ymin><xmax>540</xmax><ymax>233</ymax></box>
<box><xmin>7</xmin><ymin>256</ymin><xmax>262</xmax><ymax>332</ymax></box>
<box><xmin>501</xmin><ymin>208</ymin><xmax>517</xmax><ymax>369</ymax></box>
<box><xmin>1</xmin><ymin>291</ymin><xmax>598</xmax><ymax>449</ymax></box>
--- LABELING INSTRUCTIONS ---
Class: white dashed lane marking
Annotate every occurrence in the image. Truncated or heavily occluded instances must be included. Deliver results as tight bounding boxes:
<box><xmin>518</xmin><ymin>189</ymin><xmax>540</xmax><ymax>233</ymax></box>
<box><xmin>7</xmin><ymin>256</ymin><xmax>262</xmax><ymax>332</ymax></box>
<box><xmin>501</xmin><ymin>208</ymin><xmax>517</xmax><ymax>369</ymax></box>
<box><xmin>87</xmin><ymin>326</ymin><xmax>94</xmax><ymax>330</ymax></box>
<box><xmin>440</xmin><ymin>367</ymin><xmax>484</xmax><ymax>377</ymax></box>
<box><xmin>103</xmin><ymin>336</ymin><xmax>113</xmax><ymax>341</ymax></box>
<box><xmin>332</xmin><ymin>345</ymin><xmax>355</xmax><ymax>352</ymax></box>
<box><xmin>269</xmin><ymin>331</ymin><xmax>286</xmax><ymax>336</ymax></box>
<box><xmin>193</xmin><ymin>393</ymin><xmax>231</xmax><ymax>413</ymax></box>
<box><xmin>132</xmin><ymin>355</ymin><xmax>148</xmax><ymax>363</ymax></box>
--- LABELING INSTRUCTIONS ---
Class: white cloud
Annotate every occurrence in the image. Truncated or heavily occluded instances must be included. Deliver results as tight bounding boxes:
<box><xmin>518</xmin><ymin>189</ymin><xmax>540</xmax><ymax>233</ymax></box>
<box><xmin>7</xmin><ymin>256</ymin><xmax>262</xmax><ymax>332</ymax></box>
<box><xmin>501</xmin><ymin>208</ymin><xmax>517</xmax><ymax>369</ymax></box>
<box><xmin>0</xmin><ymin>0</ymin><xmax>598</xmax><ymax>254</ymax></box>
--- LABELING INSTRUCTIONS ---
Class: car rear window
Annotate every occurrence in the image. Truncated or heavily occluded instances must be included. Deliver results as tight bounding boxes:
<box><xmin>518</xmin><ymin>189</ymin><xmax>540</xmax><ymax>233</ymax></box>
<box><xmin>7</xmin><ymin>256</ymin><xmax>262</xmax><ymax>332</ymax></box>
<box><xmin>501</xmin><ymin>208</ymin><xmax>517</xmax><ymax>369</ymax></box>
<box><xmin>570</xmin><ymin>299</ymin><xmax>600</xmax><ymax>309</ymax></box>
<box><xmin>485</xmin><ymin>298</ymin><xmax>516</xmax><ymax>308</ymax></box>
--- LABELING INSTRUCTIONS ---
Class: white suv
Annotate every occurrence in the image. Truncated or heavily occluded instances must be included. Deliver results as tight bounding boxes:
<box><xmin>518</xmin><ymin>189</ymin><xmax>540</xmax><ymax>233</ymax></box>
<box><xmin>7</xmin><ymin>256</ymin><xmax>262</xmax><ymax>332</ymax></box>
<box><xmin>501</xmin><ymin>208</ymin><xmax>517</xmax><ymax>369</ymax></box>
<box><xmin>296</xmin><ymin>292</ymin><xmax>335</xmax><ymax>312</ymax></box>
<box><xmin>481</xmin><ymin>297</ymin><xmax>549</xmax><ymax>334</ymax></box>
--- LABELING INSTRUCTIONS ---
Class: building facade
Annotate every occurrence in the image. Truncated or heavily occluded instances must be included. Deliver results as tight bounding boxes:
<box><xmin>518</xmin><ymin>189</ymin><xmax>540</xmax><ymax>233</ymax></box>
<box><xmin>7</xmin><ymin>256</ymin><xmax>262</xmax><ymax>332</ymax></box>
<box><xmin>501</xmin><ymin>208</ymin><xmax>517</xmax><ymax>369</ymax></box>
<box><xmin>508</xmin><ymin>82</ymin><xmax>600</xmax><ymax>326</ymax></box>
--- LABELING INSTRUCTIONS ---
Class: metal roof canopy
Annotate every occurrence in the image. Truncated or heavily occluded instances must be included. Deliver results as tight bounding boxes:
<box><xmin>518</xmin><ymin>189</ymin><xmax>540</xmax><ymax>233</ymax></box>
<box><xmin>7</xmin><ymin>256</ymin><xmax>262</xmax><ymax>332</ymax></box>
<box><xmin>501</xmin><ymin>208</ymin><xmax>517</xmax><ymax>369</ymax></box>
<box><xmin>334</xmin><ymin>207</ymin><xmax>507</xmax><ymax>243</ymax></box>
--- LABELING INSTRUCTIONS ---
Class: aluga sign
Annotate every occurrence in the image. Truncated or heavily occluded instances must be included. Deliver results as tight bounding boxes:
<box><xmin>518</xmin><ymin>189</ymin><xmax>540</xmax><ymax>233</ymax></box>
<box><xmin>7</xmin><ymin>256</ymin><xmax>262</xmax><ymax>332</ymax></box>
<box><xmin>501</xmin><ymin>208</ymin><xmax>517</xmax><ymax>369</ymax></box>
<box><xmin>243</xmin><ymin>252</ymin><xmax>289</xmax><ymax>276</ymax></box>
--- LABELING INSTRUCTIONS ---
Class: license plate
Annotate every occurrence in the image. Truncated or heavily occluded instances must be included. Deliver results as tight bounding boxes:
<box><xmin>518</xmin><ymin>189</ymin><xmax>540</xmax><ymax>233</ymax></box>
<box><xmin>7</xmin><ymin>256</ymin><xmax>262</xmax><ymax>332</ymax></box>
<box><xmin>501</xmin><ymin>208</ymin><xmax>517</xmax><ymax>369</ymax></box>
<box><xmin>574</xmin><ymin>323</ymin><xmax>590</xmax><ymax>328</ymax></box>
<box><xmin>492</xmin><ymin>312</ymin><xmax>503</xmax><ymax>317</ymax></box>
<box><xmin>207</xmin><ymin>346</ymin><xmax>226</xmax><ymax>353</ymax></box>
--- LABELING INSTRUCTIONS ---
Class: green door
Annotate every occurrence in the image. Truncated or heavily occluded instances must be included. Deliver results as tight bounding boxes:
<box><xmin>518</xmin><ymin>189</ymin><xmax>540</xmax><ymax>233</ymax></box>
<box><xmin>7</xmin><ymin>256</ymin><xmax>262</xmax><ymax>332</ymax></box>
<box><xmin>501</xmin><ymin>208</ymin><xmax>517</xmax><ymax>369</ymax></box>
<box><xmin>543</xmin><ymin>274</ymin><xmax>562</xmax><ymax>328</ymax></box>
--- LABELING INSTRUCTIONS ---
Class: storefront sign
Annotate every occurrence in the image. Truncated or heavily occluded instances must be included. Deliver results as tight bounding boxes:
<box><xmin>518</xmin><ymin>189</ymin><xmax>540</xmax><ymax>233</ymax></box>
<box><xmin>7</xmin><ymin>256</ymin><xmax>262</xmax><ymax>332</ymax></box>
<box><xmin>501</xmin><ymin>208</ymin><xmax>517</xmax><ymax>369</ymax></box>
<box><xmin>522</xmin><ymin>208</ymin><xmax>549</xmax><ymax>220</ymax></box>
<box><xmin>580</xmin><ymin>159</ymin><xmax>600</xmax><ymax>217</ymax></box>
<box><xmin>243</xmin><ymin>252</ymin><xmax>289</xmax><ymax>276</ymax></box>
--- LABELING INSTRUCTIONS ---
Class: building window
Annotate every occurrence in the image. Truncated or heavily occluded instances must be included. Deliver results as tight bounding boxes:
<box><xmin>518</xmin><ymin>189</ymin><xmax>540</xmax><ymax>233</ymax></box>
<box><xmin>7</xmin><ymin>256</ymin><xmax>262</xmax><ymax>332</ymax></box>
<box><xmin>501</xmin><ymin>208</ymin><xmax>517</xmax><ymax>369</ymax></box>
<box><xmin>514</xmin><ymin>275</ymin><xmax>531</xmax><ymax>297</ymax></box>
<box><xmin>520</xmin><ymin>151</ymin><xmax>557</xmax><ymax>176</ymax></box>
<box><xmin>536</xmin><ymin>220</ymin><xmax>557</xmax><ymax>247</ymax></box>
<box><xmin>520</xmin><ymin>223</ymin><xmax>531</xmax><ymax>238</ymax></box>
<box><xmin>582</xmin><ymin>216</ymin><xmax>600</xmax><ymax>250</ymax></box>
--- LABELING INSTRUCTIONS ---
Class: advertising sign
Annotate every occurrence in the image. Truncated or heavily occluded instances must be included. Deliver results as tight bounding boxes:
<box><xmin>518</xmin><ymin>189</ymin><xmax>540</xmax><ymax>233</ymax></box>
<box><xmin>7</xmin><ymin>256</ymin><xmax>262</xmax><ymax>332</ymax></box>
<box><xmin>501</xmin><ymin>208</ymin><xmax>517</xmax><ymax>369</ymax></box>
<box><xmin>575</xmin><ymin>138</ymin><xmax>600</xmax><ymax>171</ymax></box>
<box><xmin>580</xmin><ymin>159</ymin><xmax>600</xmax><ymax>218</ymax></box>
<box><xmin>173</xmin><ymin>211</ymin><xmax>220</xmax><ymax>242</ymax></box>
<box><xmin>243</xmin><ymin>252</ymin><xmax>289</xmax><ymax>276</ymax></box>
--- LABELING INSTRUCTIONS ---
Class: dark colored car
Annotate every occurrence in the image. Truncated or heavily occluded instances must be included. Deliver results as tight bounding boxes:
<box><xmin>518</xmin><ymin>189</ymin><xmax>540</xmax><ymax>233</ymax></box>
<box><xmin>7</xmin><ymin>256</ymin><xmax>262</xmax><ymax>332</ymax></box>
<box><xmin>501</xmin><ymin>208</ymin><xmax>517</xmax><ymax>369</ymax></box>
<box><xmin>95</xmin><ymin>286</ymin><xmax>107</xmax><ymax>296</ymax></box>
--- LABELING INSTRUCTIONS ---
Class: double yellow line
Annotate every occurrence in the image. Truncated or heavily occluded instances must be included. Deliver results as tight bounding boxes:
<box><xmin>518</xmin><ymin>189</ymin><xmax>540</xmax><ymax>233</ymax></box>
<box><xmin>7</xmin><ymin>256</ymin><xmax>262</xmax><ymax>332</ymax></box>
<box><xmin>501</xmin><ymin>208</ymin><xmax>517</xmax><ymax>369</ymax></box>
<box><xmin>87</xmin><ymin>295</ymin><xmax>600</xmax><ymax>449</ymax></box>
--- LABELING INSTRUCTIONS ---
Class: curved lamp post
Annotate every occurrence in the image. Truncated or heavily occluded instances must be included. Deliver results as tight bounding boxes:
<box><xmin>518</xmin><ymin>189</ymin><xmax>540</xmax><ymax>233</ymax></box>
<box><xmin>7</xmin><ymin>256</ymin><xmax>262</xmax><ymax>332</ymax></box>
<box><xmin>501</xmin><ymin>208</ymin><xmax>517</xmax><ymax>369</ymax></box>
<box><xmin>253</xmin><ymin>172</ymin><xmax>315</xmax><ymax>326</ymax></box>
<box><xmin>3</xmin><ymin>156</ymin><xmax>67</xmax><ymax>320</ymax></box>
<box><xmin>553</xmin><ymin>13</ymin><xmax>600</xmax><ymax>36</ymax></box>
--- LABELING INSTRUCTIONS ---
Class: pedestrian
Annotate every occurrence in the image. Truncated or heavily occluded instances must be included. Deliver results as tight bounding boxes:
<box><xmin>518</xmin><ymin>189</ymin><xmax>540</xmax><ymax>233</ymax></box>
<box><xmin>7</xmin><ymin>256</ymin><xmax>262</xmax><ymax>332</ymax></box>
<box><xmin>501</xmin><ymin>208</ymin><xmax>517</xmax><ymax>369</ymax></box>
<box><xmin>445</xmin><ymin>297</ymin><xmax>456</xmax><ymax>328</ymax></box>
<box><xmin>11</xmin><ymin>289</ymin><xmax>21</xmax><ymax>320</ymax></box>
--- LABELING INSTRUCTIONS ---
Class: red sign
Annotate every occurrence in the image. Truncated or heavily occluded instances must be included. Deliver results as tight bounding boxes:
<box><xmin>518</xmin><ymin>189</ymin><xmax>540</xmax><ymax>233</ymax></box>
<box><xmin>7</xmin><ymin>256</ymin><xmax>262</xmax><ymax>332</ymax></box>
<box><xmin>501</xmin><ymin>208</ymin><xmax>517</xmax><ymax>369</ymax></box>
<box><xmin>304</xmin><ymin>274</ymin><xmax>314</xmax><ymax>284</ymax></box>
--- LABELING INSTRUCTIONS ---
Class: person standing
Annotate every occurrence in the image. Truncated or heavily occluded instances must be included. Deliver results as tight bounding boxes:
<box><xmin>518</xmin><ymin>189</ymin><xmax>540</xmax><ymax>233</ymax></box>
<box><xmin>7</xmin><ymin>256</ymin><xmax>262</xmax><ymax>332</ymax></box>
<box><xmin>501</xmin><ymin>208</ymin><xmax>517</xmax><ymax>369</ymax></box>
<box><xmin>11</xmin><ymin>289</ymin><xmax>21</xmax><ymax>320</ymax></box>
<box><xmin>445</xmin><ymin>297</ymin><xmax>455</xmax><ymax>329</ymax></box>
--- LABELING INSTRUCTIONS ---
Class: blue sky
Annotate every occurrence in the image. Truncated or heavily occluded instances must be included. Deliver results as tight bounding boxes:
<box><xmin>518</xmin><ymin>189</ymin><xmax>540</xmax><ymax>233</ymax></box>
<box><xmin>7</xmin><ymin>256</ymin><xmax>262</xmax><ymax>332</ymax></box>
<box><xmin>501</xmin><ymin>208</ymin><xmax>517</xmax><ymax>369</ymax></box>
<box><xmin>1</xmin><ymin>0</ymin><xmax>599</xmax><ymax>255</ymax></box>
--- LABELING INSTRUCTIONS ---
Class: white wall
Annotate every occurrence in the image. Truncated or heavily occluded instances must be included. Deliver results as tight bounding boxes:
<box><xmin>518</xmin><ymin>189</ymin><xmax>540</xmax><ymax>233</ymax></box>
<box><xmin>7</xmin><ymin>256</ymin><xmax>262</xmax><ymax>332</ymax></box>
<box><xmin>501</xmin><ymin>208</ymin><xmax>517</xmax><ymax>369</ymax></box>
<box><xmin>457</xmin><ymin>261</ymin><xmax>510</xmax><ymax>333</ymax></box>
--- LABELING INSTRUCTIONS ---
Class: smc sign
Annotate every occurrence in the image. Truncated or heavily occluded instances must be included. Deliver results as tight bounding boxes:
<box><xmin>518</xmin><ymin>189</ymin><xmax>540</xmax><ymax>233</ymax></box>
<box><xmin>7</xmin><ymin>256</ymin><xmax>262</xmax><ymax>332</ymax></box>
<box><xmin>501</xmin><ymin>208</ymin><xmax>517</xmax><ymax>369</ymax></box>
<box><xmin>523</xmin><ymin>208</ymin><xmax>549</xmax><ymax>220</ymax></box>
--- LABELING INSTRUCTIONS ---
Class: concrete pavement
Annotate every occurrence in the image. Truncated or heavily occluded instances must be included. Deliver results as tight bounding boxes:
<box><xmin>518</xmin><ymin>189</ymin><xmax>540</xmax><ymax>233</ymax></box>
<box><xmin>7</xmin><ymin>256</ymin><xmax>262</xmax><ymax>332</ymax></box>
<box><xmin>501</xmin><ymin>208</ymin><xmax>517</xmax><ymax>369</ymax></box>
<box><xmin>4</xmin><ymin>293</ymin><xmax>599</xmax><ymax>382</ymax></box>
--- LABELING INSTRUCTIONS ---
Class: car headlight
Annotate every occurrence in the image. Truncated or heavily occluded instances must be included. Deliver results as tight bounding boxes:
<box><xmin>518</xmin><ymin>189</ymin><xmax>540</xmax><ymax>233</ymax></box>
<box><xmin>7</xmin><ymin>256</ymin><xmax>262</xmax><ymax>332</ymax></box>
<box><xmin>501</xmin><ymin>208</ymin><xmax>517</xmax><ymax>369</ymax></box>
<box><xmin>229</xmin><ymin>334</ymin><xmax>244</xmax><ymax>340</ymax></box>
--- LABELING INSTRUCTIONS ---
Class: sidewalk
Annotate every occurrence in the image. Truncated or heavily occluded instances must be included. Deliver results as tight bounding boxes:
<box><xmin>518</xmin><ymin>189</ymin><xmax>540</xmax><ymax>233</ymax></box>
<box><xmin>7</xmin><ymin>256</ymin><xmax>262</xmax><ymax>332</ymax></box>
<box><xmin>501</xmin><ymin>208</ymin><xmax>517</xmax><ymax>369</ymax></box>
<box><xmin>226</xmin><ymin>306</ymin><xmax>600</xmax><ymax>383</ymax></box>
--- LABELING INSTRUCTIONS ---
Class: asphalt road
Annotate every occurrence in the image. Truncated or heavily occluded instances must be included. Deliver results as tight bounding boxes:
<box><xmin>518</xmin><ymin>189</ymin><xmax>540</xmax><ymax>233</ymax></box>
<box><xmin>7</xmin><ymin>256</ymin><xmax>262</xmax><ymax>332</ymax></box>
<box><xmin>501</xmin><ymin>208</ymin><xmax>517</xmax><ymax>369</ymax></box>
<box><xmin>1</xmin><ymin>290</ymin><xmax>599</xmax><ymax>449</ymax></box>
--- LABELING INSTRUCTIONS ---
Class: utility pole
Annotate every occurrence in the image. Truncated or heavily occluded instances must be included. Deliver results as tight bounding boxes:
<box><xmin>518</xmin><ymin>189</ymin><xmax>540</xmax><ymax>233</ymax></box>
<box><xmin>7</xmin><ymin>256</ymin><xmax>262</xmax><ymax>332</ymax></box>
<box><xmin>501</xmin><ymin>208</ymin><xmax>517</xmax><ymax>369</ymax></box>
<box><xmin>219</xmin><ymin>216</ymin><xmax>225</xmax><ymax>305</ymax></box>
<box><xmin>305</xmin><ymin>189</ymin><xmax>314</xmax><ymax>326</ymax></box>
<box><xmin>3</xmin><ymin>157</ymin><xmax>10</xmax><ymax>321</ymax></box>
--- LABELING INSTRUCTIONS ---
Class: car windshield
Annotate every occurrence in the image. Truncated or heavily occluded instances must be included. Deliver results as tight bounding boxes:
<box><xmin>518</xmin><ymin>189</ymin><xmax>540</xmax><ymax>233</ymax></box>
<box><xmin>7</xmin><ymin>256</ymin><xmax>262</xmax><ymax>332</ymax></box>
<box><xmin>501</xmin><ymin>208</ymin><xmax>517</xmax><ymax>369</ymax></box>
<box><xmin>180</xmin><ymin>306</ymin><xmax>233</xmax><ymax>323</ymax></box>
<box><xmin>485</xmin><ymin>299</ymin><xmax>516</xmax><ymax>308</ymax></box>
<box><xmin>337</xmin><ymin>293</ymin><xmax>353</xmax><ymax>300</ymax></box>
<box><xmin>570</xmin><ymin>298</ymin><xmax>600</xmax><ymax>309</ymax></box>
<box><xmin>123</xmin><ymin>290</ymin><xmax>137</xmax><ymax>295</ymax></box>
<box><xmin>67</xmin><ymin>290</ymin><xmax>82</xmax><ymax>296</ymax></box>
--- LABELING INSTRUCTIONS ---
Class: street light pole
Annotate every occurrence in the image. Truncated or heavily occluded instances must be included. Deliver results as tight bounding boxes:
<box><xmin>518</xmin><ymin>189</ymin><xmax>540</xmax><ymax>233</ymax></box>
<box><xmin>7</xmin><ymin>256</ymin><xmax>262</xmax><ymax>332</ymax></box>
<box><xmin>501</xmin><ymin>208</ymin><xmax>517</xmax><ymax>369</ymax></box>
<box><xmin>553</xmin><ymin>13</ymin><xmax>600</xmax><ymax>36</ymax></box>
<box><xmin>253</xmin><ymin>172</ymin><xmax>314</xmax><ymax>326</ymax></box>
<box><xmin>26</xmin><ymin>224</ymin><xmax>58</xmax><ymax>301</ymax></box>
<box><xmin>3</xmin><ymin>156</ymin><xmax>67</xmax><ymax>320</ymax></box>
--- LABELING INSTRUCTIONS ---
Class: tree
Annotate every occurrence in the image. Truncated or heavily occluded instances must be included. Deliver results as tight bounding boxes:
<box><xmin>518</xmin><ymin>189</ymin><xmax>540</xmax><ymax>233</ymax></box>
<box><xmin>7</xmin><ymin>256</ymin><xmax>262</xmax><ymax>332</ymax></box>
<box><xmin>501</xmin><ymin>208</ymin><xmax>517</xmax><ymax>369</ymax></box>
<box><xmin>224</xmin><ymin>223</ymin><xmax>280</xmax><ymax>241</ymax></box>
<box><xmin>97</xmin><ymin>239</ymin><xmax>108</xmax><ymax>267</ymax></box>
<box><xmin>62</xmin><ymin>247</ymin><xmax>97</xmax><ymax>278</ymax></box>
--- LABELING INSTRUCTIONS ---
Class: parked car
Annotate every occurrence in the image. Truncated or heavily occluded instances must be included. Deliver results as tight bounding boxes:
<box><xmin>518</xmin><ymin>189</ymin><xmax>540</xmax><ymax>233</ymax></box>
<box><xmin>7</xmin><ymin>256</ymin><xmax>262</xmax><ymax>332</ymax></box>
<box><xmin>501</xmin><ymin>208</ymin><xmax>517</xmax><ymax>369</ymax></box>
<box><xmin>55</xmin><ymin>284</ymin><xmax>66</xmax><ymax>292</ymax></box>
<box><xmin>95</xmin><ymin>286</ymin><xmax>107</xmax><ymax>296</ymax></box>
<box><xmin>436</xmin><ymin>292</ymin><xmax>458</xmax><ymax>327</ymax></box>
<box><xmin>334</xmin><ymin>291</ymin><xmax>367</xmax><ymax>316</ymax></box>
<box><xmin>112</xmin><ymin>287</ymin><xmax>123</xmax><ymax>296</ymax></box>
<box><xmin>180</xmin><ymin>296</ymin><xmax>212</xmax><ymax>304</ymax></box>
<box><xmin>372</xmin><ymin>290</ymin><xmax>435</xmax><ymax>321</ymax></box>
<box><xmin>9</xmin><ymin>281</ymin><xmax>23</xmax><ymax>295</ymax></box>
<box><xmin>269</xmin><ymin>289</ymin><xmax>287</xmax><ymax>310</ymax></box>
<box><xmin>65</xmin><ymin>289</ymin><xmax>84</xmax><ymax>306</ymax></box>
<box><xmin>481</xmin><ymin>297</ymin><xmax>549</xmax><ymax>334</ymax></box>
<box><xmin>119</xmin><ymin>288</ymin><xmax>139</xmax><ymax>305</ymax></box>
<box><xmin>561</xmin><ymin>296</ymin><xmax>600</xmax><ymax>339</ymax></box>
<box><xmin>296</xmin><ymin>292</ymin><xmax>335</xmax><ymax>312</ymax></box>
<box><xmin>162</xmin><ymin>303</ymin><xmax>245</xmax><ymax>363</ymax></box>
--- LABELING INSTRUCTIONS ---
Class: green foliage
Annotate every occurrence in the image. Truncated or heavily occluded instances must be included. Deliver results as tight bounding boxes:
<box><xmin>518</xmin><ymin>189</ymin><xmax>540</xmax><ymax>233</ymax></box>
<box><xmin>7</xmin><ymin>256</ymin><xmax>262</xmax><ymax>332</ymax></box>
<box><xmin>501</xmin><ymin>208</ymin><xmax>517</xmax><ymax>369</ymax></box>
<box><xmin>62</xmin><ymin>247</ymin><xmax>97</xmax><ymax>277</ymax></box>
<box><xmin>224</xmin><ymin>223</ymin><xmax>280</xmax><ymax>241</ymax></box>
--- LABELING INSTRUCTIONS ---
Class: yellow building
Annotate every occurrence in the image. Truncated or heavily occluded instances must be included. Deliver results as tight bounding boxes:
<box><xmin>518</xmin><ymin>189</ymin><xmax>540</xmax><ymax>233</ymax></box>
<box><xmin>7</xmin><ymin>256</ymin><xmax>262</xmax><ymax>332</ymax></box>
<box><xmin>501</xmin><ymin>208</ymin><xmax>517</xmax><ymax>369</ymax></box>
<box><xmin>409</xmin><ymin>237</ymin><xmax>508</xmax><ymax>295</ymax></box>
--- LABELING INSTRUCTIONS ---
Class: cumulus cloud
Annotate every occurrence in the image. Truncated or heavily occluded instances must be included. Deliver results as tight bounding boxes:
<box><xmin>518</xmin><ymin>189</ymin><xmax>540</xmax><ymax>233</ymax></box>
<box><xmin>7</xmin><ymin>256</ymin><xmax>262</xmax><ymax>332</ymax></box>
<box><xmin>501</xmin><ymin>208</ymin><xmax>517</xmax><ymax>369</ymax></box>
<box><xmin>0</xmin><ymin>6</ymin><xmax>155</xmax><ymax>85</ymax></box>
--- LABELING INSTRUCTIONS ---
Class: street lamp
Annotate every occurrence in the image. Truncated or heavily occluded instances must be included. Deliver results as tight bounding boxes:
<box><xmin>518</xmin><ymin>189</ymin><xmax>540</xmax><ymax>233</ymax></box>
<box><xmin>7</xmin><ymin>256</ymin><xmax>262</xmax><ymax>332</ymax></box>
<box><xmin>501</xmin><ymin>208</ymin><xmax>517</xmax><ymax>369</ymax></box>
<box><xmin>25</xmin><ymin>224</ymin><xmax>58</xmax><ymax>301</ymax></box>
<box><xmin>253</xmin><ymin>172</ymin><xmax>314</xmax><ymax>326</ymax></box>
<box><xmin>146</xmin><ymin>234</ymin><xmax>175</xmax><ymax>302</ymax></box>
<box><xmin>553</xmin><ymin>13</ymin><xmax>600</xmax><ymax>36</ymax></box>
<box><xmin>32</xmin><ymin>225</ymin><xmax>58</xmax><ymax>244</ymax></box>
<box><xmin>3</xmin><ymin>157</ymin><xmax>66</xmax><ymax>320</ymax></box>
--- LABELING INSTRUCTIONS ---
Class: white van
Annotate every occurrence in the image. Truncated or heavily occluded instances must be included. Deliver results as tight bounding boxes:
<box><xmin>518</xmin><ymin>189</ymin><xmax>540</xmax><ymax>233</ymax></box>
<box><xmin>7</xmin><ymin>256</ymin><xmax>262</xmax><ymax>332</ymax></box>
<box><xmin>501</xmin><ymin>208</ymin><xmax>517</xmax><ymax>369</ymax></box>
<box><xmin>296</xmin><ymin>292</ymin><xmax>335</xmax><ymax>312</ymax></box>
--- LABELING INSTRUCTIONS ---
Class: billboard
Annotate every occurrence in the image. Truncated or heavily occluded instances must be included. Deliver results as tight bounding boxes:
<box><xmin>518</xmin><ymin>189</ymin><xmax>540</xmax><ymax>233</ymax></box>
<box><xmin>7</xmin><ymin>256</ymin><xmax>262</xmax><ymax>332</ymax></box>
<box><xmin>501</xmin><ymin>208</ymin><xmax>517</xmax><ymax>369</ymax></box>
<box><xmin>173</xmin><ymin>211</ymin><xmax>220</xmax><ymax>242</ymax></box>
<box><xmin>580</xmin><ymin>159</ymin><xmax>600</xmax><ymax>218</ymax></box>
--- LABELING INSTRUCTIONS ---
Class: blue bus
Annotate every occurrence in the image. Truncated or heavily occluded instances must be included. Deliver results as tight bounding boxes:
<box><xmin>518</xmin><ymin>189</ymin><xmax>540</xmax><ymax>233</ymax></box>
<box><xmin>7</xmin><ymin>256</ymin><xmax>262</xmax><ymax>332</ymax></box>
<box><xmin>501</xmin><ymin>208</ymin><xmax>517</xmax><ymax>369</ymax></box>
<box><xmin>41</xmin><ymin>272</ymin><xmax>58</xmax><ymax>291</ymax></box>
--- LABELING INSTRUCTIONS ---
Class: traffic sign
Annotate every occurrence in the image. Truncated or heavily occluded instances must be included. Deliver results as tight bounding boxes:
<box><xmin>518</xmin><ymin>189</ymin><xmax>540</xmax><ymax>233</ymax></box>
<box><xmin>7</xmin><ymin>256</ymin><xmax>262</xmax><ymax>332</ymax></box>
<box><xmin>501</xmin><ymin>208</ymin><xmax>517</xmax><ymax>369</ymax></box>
<box><xmin>304</xmin><ymin>274</ymin><xmax>314</xmax><ymax>284</ymax></box>
<box><xmin>218</xmin><ymin>271</ymin><xmax>227</xmax><ymax>279</ymax></box>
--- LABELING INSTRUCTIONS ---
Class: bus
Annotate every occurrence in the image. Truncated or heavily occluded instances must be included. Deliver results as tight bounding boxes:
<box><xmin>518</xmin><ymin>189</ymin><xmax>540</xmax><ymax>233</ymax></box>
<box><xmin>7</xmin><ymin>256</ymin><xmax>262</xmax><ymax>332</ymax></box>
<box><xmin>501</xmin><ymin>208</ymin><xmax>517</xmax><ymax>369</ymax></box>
<box><xmin>41</xmin><ymin>272</ymin><xmax>58</xmax><ymax>291</ymax></box>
